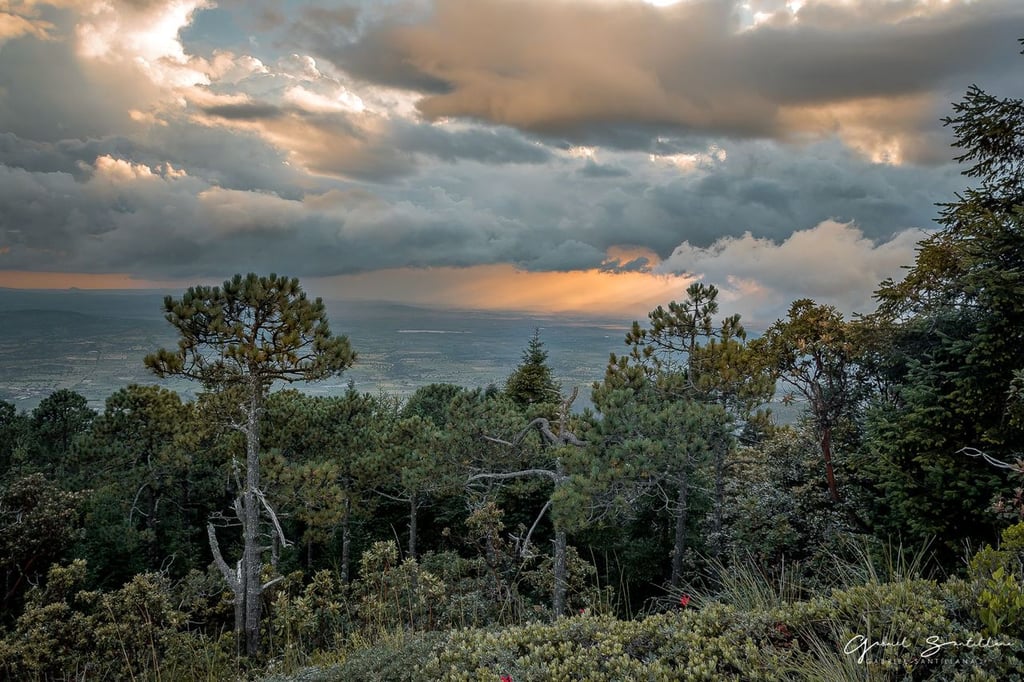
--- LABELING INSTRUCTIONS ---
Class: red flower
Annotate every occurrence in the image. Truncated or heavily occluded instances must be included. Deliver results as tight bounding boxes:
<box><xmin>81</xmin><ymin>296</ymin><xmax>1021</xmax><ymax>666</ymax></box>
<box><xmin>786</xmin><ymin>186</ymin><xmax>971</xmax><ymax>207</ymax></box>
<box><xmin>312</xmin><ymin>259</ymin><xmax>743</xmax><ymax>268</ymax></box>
<box><xmin>500</xmin><ymin>676</ymin><xmax>514</xmax><ymax>682</ymax></box>
<box><xmin>679</xmin><ymin>594</ymin><xmax>691</xmax><ymax>607</ymax></box>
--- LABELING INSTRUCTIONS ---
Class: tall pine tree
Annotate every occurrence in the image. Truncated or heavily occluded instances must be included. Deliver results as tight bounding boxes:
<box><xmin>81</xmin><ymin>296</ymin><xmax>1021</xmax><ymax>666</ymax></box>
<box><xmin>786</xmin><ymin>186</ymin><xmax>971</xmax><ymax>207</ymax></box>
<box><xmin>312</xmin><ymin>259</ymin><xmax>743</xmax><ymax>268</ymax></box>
<box><xmin>146</xmin><ymin>273</ymin><xmax>354</xmax><ymax>656</ymax></box>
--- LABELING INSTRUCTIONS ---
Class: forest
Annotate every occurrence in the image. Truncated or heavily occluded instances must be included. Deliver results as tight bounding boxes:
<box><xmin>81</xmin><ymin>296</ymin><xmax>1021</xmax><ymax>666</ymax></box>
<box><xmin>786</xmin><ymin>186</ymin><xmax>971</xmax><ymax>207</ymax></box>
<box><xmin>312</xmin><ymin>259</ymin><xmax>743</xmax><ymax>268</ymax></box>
<box><xmin>1</xmin><ymin>57</ymin><xmax>1024</xmax><ymax>682</ymax></box>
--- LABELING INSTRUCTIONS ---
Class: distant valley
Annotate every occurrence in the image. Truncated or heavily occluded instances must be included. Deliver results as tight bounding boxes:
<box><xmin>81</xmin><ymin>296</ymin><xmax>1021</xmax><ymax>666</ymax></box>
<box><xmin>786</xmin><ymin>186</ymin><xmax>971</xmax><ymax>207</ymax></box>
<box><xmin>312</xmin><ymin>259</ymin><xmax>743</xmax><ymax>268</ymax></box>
<box><xmin>0</xmin><ymin>289</ymin><xmax>633</xmax><ymax>411</ymax></box>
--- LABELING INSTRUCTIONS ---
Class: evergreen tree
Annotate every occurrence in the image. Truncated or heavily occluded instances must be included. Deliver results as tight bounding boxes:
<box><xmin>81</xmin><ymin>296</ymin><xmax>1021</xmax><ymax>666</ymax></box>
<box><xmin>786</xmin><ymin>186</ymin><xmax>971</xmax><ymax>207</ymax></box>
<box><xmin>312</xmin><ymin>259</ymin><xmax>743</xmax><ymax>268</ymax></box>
<box><xmin>0</xmin><ymin>401</ymin><xmax>29</xmax><ymax>479</ymax></box>
<box><xmin>145</xmin><ymin>273</ymin><xmax>355</xmax><ymax>656</ymax></box>
<box><xmin>505</xmin><ymin>330</ymin><xmax>560</xmax><ymax>407</ymax></box>
<box><xmin>71</xmin><ymin>385</ymin><xmax>214</xmax><ymax>586</ymax></box>
<box><xmin>30</xmin><ymin>389</ymin><xmax>94</xmax><ymax>476</ymax></box>
<box><xmin>263</xmin><ymin>388</ymin><xmax>382</xmax><ymax>580</ymax></box>
<box><xmin>603</xmin><ymin>282</ymin><xmax>772</xmax><ymax>578</ymax></box>
<box><xmin>867</xmin><ymin>48</ymin><xmax>1024</xmax><ymax>552</ymax></box>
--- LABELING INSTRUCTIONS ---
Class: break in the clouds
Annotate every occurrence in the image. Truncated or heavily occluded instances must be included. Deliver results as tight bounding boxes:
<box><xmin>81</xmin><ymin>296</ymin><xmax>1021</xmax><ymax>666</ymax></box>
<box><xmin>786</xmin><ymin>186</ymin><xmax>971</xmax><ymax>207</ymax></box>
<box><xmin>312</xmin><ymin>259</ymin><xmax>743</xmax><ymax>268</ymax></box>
<box><xmin>0</xmin><ymin>0</ymin><xmax>1022</xmax><ymax>318</ymax></box>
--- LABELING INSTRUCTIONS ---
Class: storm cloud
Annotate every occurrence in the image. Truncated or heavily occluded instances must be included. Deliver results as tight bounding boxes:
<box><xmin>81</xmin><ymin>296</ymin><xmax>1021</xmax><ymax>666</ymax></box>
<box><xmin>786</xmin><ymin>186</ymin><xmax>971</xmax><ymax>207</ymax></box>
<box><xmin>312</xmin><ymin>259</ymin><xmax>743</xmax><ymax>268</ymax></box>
<box><xmin>0</xmin><ymin>0</ymin><xmax>1021</xmax><ymax>317</ymax></box>
<box><xmin>326</xmin><ymin>0</ymin><xmax>1024</xmax><ymax>161</ymax></box>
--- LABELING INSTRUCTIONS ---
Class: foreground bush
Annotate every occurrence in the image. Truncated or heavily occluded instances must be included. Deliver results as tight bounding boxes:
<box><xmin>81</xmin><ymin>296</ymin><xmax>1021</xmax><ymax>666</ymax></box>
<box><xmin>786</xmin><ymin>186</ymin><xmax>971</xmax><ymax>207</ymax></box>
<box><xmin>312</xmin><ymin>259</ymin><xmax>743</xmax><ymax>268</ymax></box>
<box><xmin>296</xmin><ymin>574</ymin><xmax>1022</xmax><ymax>682</ymax></box>
<box><xmin>0</xmin><ymin>560</ymin><xmax>234</xmax><ymax>680</ymax></box>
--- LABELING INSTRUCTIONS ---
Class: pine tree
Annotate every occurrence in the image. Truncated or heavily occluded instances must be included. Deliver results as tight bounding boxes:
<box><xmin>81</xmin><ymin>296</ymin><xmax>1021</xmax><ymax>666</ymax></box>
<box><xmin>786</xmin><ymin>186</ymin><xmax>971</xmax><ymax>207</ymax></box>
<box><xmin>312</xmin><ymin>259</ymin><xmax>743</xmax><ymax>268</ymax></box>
<box><xmin>605</xmin><ymin>282</ymin><xmax>772</xmax><ymax>580</ymax></box>
<box><xmin>505</xmin><ymin>330</ymin><xmax>560</xmax><ymax>407</ymax></box>
<box><xmin>145</xmin><ymin>273</ymin><xmax>354</xmax><ymax>656</ymax></box>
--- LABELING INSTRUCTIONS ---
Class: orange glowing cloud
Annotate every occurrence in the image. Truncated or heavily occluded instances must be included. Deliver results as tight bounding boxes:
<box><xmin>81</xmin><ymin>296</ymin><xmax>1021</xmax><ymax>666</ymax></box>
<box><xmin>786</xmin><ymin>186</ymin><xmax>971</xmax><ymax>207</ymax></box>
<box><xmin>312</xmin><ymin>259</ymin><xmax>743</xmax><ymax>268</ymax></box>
<box><xmin>0</xmin><ymin>266</ymin><xmax>698</xmax><ymax>318</ymax></box>
<box><xmin>311</xmin><ymin>264</ymin><xmax>695</xmax><ymax>317</ymax></box>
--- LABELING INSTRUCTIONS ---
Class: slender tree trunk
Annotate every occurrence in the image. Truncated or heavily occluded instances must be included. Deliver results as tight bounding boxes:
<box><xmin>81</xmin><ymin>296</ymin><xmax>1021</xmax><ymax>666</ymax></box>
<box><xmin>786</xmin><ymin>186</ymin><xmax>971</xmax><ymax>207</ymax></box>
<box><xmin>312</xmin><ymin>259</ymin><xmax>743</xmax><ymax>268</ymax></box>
<box><xmin>670</xmin><ymin>477</ymin><xmax>689</xmax><ymax>589</ymax></box>
<box><xmin>408</xmin><ymin>493</ymin><xmax>418</xmax><ymax>560</ymax></box>
<box><xmin>822</xmin><ymin>426</ymin><xmax>839</xmax><ymax>502</ymax></box>
<box><xmin>340</xmin><ymin>500</ymin><xmax>351</xmax><ymax>584</ymax></box>
<box><xmin>712</xmin><ymin>438</ymin><xmax>726</xmax><ymax>560</ymax></box>
<box><xmin>242</xmin><ymin>386</ymin><xmax>263</xmax><ymax>657</ymax></box>
<box><xmin>146</xmin><ymin>488</ymin><xmax>160</xmax><ymax>568</ymax></box>
<box><xmin>551</xmin><ymin>457</ymin><xmax>568</xmax><ymax>617</ymax></box>
<box><xmin>233</xmin><ymin>582</ymin><xmax>245</xmax><ymax>657</ymax></box>
<box><xmin>552</xmin><ymin>527</ymin><xmax>567</xmax><ymax>618</ymax></box>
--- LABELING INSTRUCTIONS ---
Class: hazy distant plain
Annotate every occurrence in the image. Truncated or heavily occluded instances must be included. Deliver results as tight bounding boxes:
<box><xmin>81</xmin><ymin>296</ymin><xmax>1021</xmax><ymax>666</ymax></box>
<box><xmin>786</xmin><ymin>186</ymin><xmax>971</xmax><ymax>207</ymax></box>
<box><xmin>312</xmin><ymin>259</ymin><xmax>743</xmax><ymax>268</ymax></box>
<box><xmin>0</xmin><ymin>289</ymin><xmax>633</xmax><ymax>411</ymax></box>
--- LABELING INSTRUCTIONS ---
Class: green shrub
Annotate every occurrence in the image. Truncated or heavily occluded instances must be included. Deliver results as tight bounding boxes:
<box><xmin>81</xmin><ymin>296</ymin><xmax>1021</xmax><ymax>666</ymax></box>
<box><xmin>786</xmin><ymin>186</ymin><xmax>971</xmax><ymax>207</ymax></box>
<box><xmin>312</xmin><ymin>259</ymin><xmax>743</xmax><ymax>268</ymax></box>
<box><xmin>0</xmin><ymin>560</ymin><xmax>233</xmax><ymax>680</ymax></box>
<box><xmin>968</xmin><ymin>522</ymin><xmax>1024</xmax><ymax>638</ymax></box>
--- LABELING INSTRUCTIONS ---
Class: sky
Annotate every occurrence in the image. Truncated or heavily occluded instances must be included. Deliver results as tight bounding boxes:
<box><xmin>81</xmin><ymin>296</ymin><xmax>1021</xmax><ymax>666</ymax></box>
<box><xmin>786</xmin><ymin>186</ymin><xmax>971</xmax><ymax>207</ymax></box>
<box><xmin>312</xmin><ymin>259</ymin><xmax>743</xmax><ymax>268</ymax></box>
<box><xmin>1</xmin><ymin>0</ymin><xmax>1022</xmax><ymax>326</ymax></box>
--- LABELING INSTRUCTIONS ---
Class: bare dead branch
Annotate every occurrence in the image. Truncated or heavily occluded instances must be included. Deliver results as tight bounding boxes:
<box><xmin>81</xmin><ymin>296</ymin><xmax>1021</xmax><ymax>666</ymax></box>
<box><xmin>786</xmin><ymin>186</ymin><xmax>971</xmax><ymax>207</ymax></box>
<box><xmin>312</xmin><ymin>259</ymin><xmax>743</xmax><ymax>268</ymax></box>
<box><xmin>517</xmin><ymin>499</ymin><xmax>553</xmax><ymax>558</ymax></box>
<box><xmin>261</xmin><ymin>575</ymin><xmax>285</xmax><ymax>591</ymax></box>
<box><xmin>128</xmin><ymin>482</ymin><xmax>151</xmax><ymax>524</ymax></box>
<box><xmin>207</xmin><ymin>523</ymin><xmax>240</xmax><ymax>593</ymax></box>
<box><xmin>468</xmin><ymin>469</ymin><xmax>563</xmax><ymax>484</ymax></box>
<box><xmin>255</xmin><ymin>487</ymin><xmax>291</xmax><ymax>549</ymax></box>
<box><xmin>959</xmin><ymin>447</ymin><xmax>1024</xmax><ymax>472</ymax></box>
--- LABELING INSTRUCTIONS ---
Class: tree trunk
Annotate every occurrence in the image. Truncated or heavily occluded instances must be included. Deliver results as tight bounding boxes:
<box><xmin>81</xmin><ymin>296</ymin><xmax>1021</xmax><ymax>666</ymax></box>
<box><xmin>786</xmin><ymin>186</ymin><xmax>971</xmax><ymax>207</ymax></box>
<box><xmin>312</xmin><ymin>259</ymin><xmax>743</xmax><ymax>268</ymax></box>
<box><xmin>233</xmin><ymin>580</ymin><xmax>245</xmax><ymax>657</ymax></box>
<box><xmin>712</xmin><ymin>437</ymin><xmax>726</xmax><ymax>560</ymax></box>
<box><xmin>340</xmin><ymin>500</ymin><xmax>351</xmax><ymax>584</ymax></box>
<box><xmin>552</xmin><ymin>527</ymin><xmax>567</xmax><ymax>618</ymax></box>
<box><xmin>242</xmin><ymin>386</ymin><xmax>263</xmax><ymax>657</ymax></box>
<box><xmin>408</xmin><ymin>494</ymin><xmax>418</xmax><ymax>560</ymax></box>
<box><xmin>146</xmin><ymin>487</ymin><xmax>160</xmax><ymax>568</ymax></box>
<box><xmin>822</xmin><ymin>426</ymin><xmax>839</xmax><ymax>502</ymax></box>
<box><xmin>670</xmin><ymin>478</ymin><xmax>689</xmax><ymax>589</ymax></box>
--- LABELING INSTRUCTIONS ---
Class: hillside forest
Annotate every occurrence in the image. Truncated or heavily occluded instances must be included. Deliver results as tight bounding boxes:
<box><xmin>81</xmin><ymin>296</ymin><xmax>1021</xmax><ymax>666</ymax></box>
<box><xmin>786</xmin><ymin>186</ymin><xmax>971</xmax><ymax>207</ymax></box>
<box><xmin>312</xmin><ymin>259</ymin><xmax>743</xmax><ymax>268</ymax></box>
<box><xmin>1</xmin><ymin>50</ymin><xmax>1024</xmax><ymax>682</ymax></box>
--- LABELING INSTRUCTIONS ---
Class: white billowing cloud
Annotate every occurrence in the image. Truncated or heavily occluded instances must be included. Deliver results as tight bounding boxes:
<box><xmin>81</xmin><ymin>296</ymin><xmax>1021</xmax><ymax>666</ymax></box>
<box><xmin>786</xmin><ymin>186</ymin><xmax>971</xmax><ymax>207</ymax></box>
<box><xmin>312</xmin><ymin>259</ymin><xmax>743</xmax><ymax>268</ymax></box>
<box><xmin>280</xmin><ymin>53</ymin><xmax>323</xmax><ymax>81</ymax></box>
<box><xmin>656</xmin><ymin>219</ymin><xmax>923</xmax><ymax>324</ymax></box>
<box><xmin>283</xmin><ymin>85</ymin><xmax>365</xmax><ymax>114</ymax></box>
<box><xmin>649</xmin><ymin>144</ymin><xmax>727</xmax><ymax>172</ymax></box>
<box><xmin>89</xmin><ymin>155</ymin><xmax>191</xmax><ymax>186</ymax></box>
<box><xmin>566</xmin><ymin>146</ymin><xmax>598</xmax><ymax>159</ymax></box>
<box><xmin>76</xmin><ymin>0</ymin><xmax>212</xmax><ymax>88</ymax></box>
<box><xmin>208</xmin><ymin>52</ymin><xmax>269</xmax><ymax>83</ymax></box>
<box><xmin>92</xmin><ymin>154</ymin><xmax>156</xmax><ymax>181</ymax></box>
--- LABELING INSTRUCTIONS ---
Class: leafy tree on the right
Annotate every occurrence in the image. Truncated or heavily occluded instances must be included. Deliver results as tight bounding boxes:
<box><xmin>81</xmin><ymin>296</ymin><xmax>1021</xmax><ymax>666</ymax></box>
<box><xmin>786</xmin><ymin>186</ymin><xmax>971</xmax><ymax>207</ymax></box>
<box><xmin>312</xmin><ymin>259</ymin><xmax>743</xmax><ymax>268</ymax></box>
<box><xmin>864</xmin><ymin>43</ymin><xmax>1024</xmax><ymax>554</ymax></box>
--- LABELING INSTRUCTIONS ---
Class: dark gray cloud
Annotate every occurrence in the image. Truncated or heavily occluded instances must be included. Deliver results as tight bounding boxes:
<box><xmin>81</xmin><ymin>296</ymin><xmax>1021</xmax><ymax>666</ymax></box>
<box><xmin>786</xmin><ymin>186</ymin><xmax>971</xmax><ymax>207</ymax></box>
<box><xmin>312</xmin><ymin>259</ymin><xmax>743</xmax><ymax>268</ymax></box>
<box><xmin>393</xmin><ymin>122</ymin><xmax>552</xmax><ymax>165</ymax></box>
<box><xmin>0</xmin><ymin>130</ymin><xmax>966</xmax><ymax>286</ymax></box>
<box><xmin>320</xmin><ymin>0</ymin><xmax>1024</xmax><ymax>160</ymax></box>
<box><xmin>143</xmin><ymin>121</ymin><xmax>313</xmax><ymax>198</ymax></box>
<box><xmin>577</xmin><ymin>160</ymin><xmax>630</xmax><ymax>179</ymax></box>
<box><xmin>0</xmin><ymin>0</ymin><xmax>1018</xmax><ymax>320</ymax></box>
<box><xmin>202</xmin><ymin>102</ymin><xmax>285</xmax><ymax>120</ymax></box>
<box><xmin>0</xmin><ymin>134</ymin><xmax>137</xmax><ymax>179</ymax></box>
<box><xmin>613</xmin><ymin>141</ymin><xmax>952</xmax><ymax>256</ymax></box>
<box><xmin>601</xmin><ymin>256</ymin><xmax>653</xmax><ymax>274</ymax></box>
<box><xmin>289</xmin><ymin>5</ymin><xmax>362</xmax><ymax>45</ymax></box>
<box><xmin>198</xmin><ymin>99</ymin><xmax>552</xmax><ymax>180</ymax></box>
